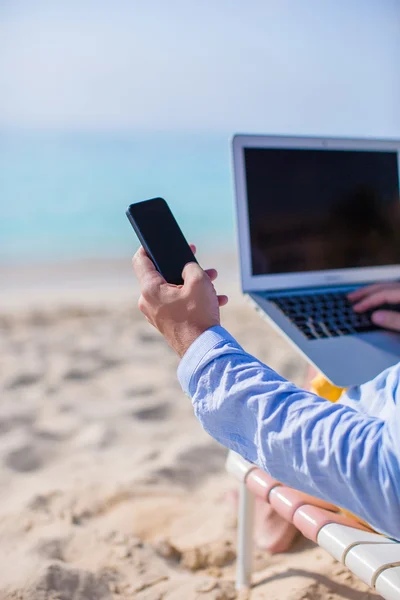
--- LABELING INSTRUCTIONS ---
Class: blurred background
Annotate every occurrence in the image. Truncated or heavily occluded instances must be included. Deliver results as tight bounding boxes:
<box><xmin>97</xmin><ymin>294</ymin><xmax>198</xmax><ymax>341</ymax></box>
<box><xmin>1</xmin><ymin>3</ymin><xmax>400</xmax><ymax>598</ymax></box>
<box><xmin>1</xmin><ymin>0</ymin><xmax>399</xmax><ymax>268</ymax></box>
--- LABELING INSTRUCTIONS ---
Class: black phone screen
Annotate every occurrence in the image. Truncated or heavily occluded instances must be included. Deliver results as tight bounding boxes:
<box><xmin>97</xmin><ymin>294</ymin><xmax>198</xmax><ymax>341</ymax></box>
<box><xmin>126</xmin><ymin>198</ymin><xmax>197</xmax><ymax>285</ymax></box>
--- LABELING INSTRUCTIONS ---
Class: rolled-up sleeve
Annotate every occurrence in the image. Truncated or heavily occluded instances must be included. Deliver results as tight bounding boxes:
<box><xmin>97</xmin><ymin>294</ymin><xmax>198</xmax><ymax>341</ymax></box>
<box><xmin>177</xmin><ymin>326</ymin><xmax>400</xmax><ymax>539</ymax></box>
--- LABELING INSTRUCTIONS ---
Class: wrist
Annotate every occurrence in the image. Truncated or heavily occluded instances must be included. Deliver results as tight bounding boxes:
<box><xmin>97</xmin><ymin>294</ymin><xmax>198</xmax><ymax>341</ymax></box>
<box><xmin>169</xmin><ymin>323</ymin><xmax>217</xmax><ymax>357</ymax></box>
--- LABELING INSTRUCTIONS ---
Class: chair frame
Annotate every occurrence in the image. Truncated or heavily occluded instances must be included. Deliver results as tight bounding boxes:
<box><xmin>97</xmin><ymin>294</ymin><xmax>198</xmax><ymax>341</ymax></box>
<box><xmin>226</xmin><ymin>450</ymin><xmax>400</xmax><ymax>599</ymax></box>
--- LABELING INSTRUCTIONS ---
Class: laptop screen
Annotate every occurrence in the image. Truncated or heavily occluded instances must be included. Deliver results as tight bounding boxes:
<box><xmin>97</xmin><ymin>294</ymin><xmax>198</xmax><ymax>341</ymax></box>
<box><xmin>245</xmin><ymin>148</ymin><xmax>400</xmax><ymax>275</ymax></box>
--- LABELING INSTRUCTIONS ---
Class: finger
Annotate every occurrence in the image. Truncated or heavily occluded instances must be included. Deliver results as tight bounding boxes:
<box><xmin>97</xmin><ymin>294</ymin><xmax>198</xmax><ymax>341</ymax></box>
<box><xmin>218</xmin><ymin>294</ymin><xmax>229</xmax><ymax>307</ymax></box>
<box><xmin>132</xmin><ymin>247</ymin><xmax>165</xmax><ymax>286</ymax></box>
<box><xmin>372</xmin><ymin>310</ymin><xmax>400</xmax><ymax>332</ymax></box>
<box><xmin>353</xmin><ymin>288</ymin><xmax>400</xmax><ymax>312</ymax></box>
<box><xmin>204</xmin><ymin>268</ymin><xmax>218</xmax><ymax>282</ymax></box>
<box><xmin>182</xmin><ymin>262</ymin><xmax>207</xmax><ymax>287</ymax></box>
<box><xmin>348</xmin><ymin>282</ymin><xmax>400</xmax><ymax>302</ymax></box>
<box><xmin>189</xmin><ymin>243</ymin><xmax>197</xmax><ymax>255</ymax></box>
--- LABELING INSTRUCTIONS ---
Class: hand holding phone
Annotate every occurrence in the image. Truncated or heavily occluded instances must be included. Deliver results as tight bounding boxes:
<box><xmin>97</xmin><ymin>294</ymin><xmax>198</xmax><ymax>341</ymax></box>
<box><xmin>126</xmin><ymin>197</ymin><xmax>198</xmax><ymax>286</ymax></box>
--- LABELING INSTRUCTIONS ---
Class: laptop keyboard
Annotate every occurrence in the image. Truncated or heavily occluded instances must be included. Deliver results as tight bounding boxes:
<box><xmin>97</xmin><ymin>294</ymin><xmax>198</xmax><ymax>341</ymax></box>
<box><xmin>269</xmin><ymin>291</ymin><xmax>381</xmax><ymax>340</ymax></box>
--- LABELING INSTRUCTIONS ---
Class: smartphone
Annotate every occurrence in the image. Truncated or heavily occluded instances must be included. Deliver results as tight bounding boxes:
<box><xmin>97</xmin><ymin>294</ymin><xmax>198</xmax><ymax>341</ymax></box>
<box><xmin>126</xmin><ymin>197</ymin><xmax>198</xmax><ymax>285</ymax></box>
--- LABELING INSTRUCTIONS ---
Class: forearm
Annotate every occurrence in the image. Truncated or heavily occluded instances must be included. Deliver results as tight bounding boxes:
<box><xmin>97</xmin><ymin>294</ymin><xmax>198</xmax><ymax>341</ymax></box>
<box><xmin>178</xmin><ymin>326</ymin><xmax>400</xmax><ymax>539</ymax></box>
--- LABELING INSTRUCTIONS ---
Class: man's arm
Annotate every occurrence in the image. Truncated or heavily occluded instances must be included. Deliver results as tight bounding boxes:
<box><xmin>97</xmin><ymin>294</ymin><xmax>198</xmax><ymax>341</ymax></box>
<box><xmin>178</xmin><ymin>326</ymin><xmax>400</xmax><ymax>540</ymax></box>
<box><xmin>131</xmin><ymin>249</ymin><xmax>400</xmax><ymax>540</ymax></box>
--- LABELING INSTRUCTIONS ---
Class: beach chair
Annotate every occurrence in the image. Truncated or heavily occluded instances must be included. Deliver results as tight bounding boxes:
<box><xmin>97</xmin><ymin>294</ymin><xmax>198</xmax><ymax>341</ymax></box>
<box><xmin>226</xmin><ymin>450</ymin><xmax>400</xmax><ymax>599</ymax></box>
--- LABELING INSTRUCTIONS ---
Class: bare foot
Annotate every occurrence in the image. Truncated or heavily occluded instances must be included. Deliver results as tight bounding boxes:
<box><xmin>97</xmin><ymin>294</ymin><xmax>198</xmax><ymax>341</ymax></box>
<box><xmin>253</xmin><ymin>496</ymin><xmax>298</xmax><ymax>553</ymax></box>
<box><xmin>227</xmin><ymin>491</ymin><xmax>299</xmax><ymax>554</ymax></box>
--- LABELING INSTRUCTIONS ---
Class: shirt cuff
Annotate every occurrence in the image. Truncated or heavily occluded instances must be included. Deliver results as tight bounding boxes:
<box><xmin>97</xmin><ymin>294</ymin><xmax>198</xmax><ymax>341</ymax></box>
<box><xmin>177</xmin><ymin>325</ymin><xmax>239</xmax><ymax>396</ymax></box>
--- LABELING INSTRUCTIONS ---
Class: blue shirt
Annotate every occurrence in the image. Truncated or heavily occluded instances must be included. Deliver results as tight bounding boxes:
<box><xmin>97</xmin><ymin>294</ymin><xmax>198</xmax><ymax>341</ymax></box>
<box><xmin>177</xmin><ymin>326</ymin><xmax>400</xmax><ymax>540</ymax></box>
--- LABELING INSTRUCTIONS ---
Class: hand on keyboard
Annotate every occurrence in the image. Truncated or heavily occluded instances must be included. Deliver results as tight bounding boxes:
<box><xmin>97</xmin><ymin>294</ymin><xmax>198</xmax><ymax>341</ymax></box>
<box><xmin>349</xmin><ymin>282</ymin><xmax>400</xmax><ymax>333</ymax></box>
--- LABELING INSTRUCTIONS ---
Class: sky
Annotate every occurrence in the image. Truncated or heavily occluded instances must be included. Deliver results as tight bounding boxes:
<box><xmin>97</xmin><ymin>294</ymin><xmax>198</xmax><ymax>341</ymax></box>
<box><xmin>0</xmin><ymin>0</ymin><xmax>399</xmax><ymax>136</ymax></box>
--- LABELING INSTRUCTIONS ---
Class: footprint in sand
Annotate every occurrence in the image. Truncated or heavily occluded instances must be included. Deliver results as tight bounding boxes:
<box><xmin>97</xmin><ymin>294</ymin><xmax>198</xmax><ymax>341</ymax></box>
<box><xmin>6</xmin><ymin>372</ymin><xmax>42</xmax><ymax>389</ymax></box>
<box><xmin>28</xmin><ymin>491</ymin><xmax>60</xmax><ymax>512</ymax></box>
<box><xmin>4</xmin><ymin>425</ymin><xmax>63</xmax><ymax>472</ymax></box>
<box><xmin>138</xmin><ymin>331</ymin><xmax>162</xmax><ymax>344</ymax></box>
<box><xmin>63</xmin><ymin>367</ymin><xmax>96</xmax><ymax>381</ymax></box>
<box><xmin>33</xmin><ymin>428</ymin><xmax>67</xmax><ymax>442</ymax></box>
<box><xmin>0</xmin><ymin>413</ymin><xmax>35</xmax><ymax>435</ymax></box>
<box><xmin>153</xmin><ymin>443</ymin><xmax>227</xmax><ymax>487</ymax></box>
<box><xmin>132</xmin><ymin>403</ymin><xmax>170</xmax><ymax>421</ymax></box>
<box><xmin>63</xmin><ymin>354</ymin><xmax>122</xmax><ymax>382</ymax></box>
<box><xmin>99</xmin><ymin>355</ymin><xmax>123</xmax><ymax>370</ymax></box>
<box><xmin>124</xmin><ymin>385</ymin><xmax>155</xmax><ymax>398</ymax></box>
<box><xmin>5</xmin><ymin>443</ymin><xmax>44</xmax><ymax>473</ymax></box>
<box><xmin>23</xmin><ymin>562</ymin><xmax>111</xmax><ymax>600</ymax></box>
<box><xmin>34</xmin><ymin>536</ymin><xmax>69</xmax><ymax>561</ymax></box>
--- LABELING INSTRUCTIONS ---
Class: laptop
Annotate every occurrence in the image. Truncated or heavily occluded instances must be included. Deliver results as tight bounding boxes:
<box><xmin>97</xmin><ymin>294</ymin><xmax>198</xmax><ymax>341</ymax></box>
<box><xmin>232</xmin><ymin>134</ymin><xmax>400</xmax><ymax>387</ymax></box>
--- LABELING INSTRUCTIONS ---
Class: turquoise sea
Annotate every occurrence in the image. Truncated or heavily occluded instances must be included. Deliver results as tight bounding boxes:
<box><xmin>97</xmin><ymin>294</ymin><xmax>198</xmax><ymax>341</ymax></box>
<box><xmin>0</xmin><ymin>130</ymin><xmax>236</xmax><ymax>265</ymax></box>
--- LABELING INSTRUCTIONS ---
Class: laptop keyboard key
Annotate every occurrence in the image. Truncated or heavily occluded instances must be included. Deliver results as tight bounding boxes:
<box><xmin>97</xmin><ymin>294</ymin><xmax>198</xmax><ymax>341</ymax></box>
<box><xmin>269</xmin><ymin>291</ymin><xmax>380</xmax><ymax>340</ymax></box>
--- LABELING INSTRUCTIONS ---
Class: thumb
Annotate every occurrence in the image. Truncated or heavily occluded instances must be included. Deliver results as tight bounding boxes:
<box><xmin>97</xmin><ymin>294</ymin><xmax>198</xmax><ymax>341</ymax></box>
<box><xmin>372</xmin><ymin>310</ymin><xmax>400</xmax><ymax>332</ymax></box>
<box><xmin>182</xmin><ymin>262</ymin><xmax>207</xmax><ymax>287</ymax></box>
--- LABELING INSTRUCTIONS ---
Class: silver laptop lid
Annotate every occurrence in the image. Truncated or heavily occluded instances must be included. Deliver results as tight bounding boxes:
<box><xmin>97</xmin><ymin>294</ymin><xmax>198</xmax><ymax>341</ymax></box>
<box><xmin>232</xmin><ymin>135</ymin><xmax>400</xmax><ymax>292</ymax></box>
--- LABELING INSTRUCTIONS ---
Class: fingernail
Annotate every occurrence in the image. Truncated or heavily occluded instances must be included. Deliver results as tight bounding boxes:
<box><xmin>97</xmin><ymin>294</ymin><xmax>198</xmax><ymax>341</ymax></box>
<box><xmin>372</xmin><ymin>311</ymin><xmax>385</xmax><ymax>325</ymax></box>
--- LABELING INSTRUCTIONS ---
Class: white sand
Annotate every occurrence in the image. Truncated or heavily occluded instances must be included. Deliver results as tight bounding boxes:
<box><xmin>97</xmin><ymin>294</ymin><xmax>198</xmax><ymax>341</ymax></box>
<box><xmin>0</xmin><ymin>261</ymin><xmax>378</xmax><ymax>599</ymax></box>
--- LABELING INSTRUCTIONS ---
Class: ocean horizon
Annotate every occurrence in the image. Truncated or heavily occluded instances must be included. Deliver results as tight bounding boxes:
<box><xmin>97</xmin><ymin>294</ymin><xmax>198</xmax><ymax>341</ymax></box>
<box><xmin>0</xmin><ymin>129</ymin><xmax>237</xmax><ymax>266</ymax></box>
